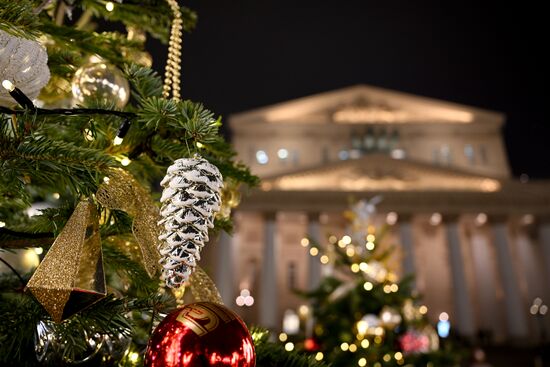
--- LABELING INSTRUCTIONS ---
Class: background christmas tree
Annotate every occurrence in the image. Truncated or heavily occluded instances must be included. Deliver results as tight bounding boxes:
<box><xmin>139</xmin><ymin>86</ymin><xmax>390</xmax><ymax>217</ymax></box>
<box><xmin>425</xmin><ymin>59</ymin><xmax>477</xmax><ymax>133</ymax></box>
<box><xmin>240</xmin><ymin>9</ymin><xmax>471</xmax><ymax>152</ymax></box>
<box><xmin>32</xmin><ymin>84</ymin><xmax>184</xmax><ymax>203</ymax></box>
<box><xmin>0</xmin><ymin>1</ymin><xmax>326</xmax><ymax>366</ymax></box>
<box><xmin>284</xmin><ymin>199</ymin><xmax>463</xmax><ymax>367</ymax></box>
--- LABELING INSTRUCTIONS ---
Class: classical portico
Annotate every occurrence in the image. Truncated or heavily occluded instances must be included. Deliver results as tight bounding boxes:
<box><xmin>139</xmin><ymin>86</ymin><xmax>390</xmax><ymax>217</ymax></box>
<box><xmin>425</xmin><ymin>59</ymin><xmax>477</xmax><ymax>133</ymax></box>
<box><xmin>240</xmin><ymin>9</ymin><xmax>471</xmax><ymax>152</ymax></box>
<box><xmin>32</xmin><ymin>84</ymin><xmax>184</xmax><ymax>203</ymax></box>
<box><xmin>208</xmin><ymin>85</ymin><xmax>550</xmax><ymax>343</ymax></box>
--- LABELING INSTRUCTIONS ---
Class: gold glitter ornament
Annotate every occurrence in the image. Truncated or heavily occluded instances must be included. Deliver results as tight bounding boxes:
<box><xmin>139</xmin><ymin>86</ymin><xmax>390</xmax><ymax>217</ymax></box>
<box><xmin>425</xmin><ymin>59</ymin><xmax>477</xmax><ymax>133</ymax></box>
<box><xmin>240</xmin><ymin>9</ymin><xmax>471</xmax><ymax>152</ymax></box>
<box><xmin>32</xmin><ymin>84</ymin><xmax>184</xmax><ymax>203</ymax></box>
<box><xmin>96</xmin><ymin>168</ymin><xmax>162</xmax><ymax>277</ymax></box>
<box><xmin>26</xmin><ymin>200</ymin><xmax>106</xmax><ymax>323</ymax></box>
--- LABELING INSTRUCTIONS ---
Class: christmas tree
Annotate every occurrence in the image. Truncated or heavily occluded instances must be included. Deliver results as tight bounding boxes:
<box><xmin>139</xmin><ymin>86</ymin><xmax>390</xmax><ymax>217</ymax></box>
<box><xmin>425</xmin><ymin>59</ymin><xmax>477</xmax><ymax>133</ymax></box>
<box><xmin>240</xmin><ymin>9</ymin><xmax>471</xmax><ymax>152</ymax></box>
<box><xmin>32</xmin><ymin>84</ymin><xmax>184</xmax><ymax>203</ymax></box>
<box><xmin>285</xmin><ymin>199</ymin><xmax>462</xmax><ymax>367</ymax></box>
<box><xmin>0</xmin><ymin>1</ymin><xmax>326</xmax><ymax>366</ymax></box>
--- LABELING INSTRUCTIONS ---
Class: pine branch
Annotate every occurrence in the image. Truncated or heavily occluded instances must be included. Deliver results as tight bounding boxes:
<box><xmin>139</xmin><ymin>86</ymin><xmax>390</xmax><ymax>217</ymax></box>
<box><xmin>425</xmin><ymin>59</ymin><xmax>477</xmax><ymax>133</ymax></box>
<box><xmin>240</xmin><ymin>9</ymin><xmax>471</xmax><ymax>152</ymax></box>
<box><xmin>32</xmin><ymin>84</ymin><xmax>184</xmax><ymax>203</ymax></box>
<box><xmin>39</xmin><ymin>21</ymin><xmax>140</xmax><ymax>68</ymax></box>
<box><xmin>1</xmin><ymin>135</ymin><xmax>117</xmax><ymax>197</ymax></box>
<box><xmin>81</xmin><ymin>0</ymin><xmax>197</xmax><ymax>43</ymax></box>
<box><xmin>0</xmin><ymin>1</ymin><xmax>41</xmax><ymax>40</ymax></box>
<box><xmin>252</xmin><ymin>327</ymin><xmax>329</xmax><ymax>367</ymax></box>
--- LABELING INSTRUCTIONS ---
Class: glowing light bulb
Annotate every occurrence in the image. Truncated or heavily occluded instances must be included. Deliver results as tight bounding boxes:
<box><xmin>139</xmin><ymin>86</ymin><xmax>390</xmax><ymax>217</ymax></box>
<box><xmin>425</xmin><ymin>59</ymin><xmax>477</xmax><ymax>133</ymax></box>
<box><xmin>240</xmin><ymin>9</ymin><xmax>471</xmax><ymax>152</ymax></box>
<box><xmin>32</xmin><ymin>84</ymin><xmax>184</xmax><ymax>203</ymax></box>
<box><xmin>105</xmin><ymin>2</ymin><xmax>115</xmax><ymax>11</ymax></box>
<box><xmin>113</xmin><ymin>136</ymin><xmax>123</xmax><ymax>145</ymax></box>
<box><xmin>120</xmin><ymin>157</ymin><xmax>131</xmax><ymax>166</ymax></box>
<box><xmin>2</xmin><ymin>80</ymin><xmax>14</xmax><ymax>91</ymax></box>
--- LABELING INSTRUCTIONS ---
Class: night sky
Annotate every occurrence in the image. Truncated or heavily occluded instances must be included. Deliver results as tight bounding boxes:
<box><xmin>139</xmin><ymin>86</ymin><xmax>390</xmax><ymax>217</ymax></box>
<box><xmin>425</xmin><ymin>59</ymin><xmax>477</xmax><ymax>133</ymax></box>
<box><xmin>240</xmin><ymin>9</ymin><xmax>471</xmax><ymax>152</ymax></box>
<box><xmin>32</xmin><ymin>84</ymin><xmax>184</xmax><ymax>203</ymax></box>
<box><xmin>151</xmin><ymin>0</ymin><xmax>550</xmax><ymax>178</ymax></box>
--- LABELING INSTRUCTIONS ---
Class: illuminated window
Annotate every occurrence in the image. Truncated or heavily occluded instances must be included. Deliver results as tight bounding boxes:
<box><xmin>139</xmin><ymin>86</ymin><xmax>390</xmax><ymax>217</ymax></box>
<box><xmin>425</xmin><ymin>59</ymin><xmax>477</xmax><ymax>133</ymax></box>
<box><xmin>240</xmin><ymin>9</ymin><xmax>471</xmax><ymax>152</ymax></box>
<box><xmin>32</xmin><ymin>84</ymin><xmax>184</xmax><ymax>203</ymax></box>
<box><xmin>339</xmin><ymin>150</ymin><xmax>350</xmax><ymax>160</ymax></box>
<box><xmin>256</xmin><ymin>150</ymin><xmax>269</xmax><ymax>165</ymax></box>
<box><xmin>464</xmin><ymin>144</ymin><xmax>475</xmax><ymax>165</ymax></box>
<box><xmin>277</xmin><ymin>148</ymin><xmax>289</xmax><ymax>160</ymax></box>
<box><xmin>440</xmin><ymin>145</ymin><xmax>452</xmax><ymax>165</ymax></box>
<box><xmin>363</xmin><ymin>128</ymin><xmax>376</xmax><ymax>151</ymax></box>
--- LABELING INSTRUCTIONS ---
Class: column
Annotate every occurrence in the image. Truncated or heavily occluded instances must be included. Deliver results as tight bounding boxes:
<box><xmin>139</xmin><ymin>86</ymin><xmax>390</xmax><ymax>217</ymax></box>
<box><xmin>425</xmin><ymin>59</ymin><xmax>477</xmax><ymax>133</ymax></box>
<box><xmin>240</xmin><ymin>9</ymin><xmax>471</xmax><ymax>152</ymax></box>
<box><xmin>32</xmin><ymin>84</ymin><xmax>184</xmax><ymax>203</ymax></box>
<box><xmin>539</xmin><ymin>221</ymin><xmax>550</xmax><ymax>300</ymax></box>
<box><xmin>446</xmin><ymin>219</ymin><xmax>476</xmax><ymax>336</ymax></box>
<box><xmin>307</xmin><ymin>213</ymin><xmax>322</xmax><ymax>291</ymax></box>
<box><xmin>259</xmin><ymin>213</ymin><xmax>278</xmax><ymax>330</ymax></box>
<box><xmin>215</xmin><ymin>230</ymin><xmax>235</xmax><ymax>307</ymax></box>
<box><xmin>398</xmin><ymin>216</ymin><xmax>416</xmax><ymax>279</ymax></box>
<box><xmin>469</xmin><ymin>229</ymin><xmax>504</xmax><ymax>340</ymax></box>
<box><xmin>492</xmin><ymin>221</ymin><xmax>529</xmax><ymax>338</ymax></box>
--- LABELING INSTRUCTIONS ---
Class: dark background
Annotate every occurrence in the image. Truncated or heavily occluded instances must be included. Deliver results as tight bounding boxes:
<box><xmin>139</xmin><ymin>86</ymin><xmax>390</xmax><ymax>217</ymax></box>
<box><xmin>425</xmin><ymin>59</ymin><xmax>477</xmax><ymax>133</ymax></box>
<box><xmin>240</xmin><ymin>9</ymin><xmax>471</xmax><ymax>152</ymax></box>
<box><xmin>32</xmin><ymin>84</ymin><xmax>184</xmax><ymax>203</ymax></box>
<box><xmin>150</xmin><ymin>0</ymin><xmax>550</xmax><ymax>178</ymax></box>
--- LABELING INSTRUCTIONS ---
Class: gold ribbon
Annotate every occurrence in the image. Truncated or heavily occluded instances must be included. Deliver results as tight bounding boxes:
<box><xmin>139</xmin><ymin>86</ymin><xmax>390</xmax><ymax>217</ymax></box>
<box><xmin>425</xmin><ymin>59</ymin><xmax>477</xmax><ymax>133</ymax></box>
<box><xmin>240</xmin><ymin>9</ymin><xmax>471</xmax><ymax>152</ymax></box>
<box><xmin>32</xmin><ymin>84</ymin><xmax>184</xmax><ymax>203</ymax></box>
<box><xmin>96</xmin><ymin>168</ymin><xmax>161</xmax><ymax>277</ymax></box>
<box><xmin>96</xmin><ymin>168</ymin><xmax>224</xmax><ymax>305</ymax></box>
<box><xmin>189</xmin><ymin>266</ymin><xmax>223</xmax><ymax>304</ymax></box>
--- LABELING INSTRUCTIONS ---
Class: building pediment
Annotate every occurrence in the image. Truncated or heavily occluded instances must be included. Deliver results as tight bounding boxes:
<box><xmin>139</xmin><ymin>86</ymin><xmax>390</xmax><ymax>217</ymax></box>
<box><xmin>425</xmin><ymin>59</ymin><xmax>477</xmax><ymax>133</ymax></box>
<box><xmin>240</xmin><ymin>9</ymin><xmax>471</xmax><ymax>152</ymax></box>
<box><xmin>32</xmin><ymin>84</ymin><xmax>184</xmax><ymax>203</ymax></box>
<box><xmin>260</xmin><ymin>155</ymin><xmax>501</xmax><ymax>193</ymax></box>
<box><xmin>230</xmin><ymin>85</ymin><xmax>504</xmax><ymax>128</ymax></box>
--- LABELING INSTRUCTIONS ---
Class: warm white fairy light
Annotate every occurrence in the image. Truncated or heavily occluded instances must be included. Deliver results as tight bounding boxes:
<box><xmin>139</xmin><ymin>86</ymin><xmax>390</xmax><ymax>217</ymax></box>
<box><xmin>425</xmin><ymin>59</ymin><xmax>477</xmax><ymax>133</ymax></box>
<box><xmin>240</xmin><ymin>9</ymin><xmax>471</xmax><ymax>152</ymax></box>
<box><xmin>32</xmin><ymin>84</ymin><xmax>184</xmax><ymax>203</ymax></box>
<box><xmin>120</xmin><ymin>157</ymin><xmax>131</xmax><ymax>166</ymax></box>
<box><xmin>105</xmin><ymin>2</ymin><xmax>115</xmax><ymax>11</ymax></box>
<box><xmin>113</xmin><ymin>136</ymin><xmax>124</xmax><ymax>145</ymax></box>
<box><xmin>2</xmin><ymin>80</ymin><xmax>14</xmax><ymax>91</ymax></box>
<box><xmin>309</xmin><ymin>247</ymin><xmax>319</xmax><ymax>256</ymax></box>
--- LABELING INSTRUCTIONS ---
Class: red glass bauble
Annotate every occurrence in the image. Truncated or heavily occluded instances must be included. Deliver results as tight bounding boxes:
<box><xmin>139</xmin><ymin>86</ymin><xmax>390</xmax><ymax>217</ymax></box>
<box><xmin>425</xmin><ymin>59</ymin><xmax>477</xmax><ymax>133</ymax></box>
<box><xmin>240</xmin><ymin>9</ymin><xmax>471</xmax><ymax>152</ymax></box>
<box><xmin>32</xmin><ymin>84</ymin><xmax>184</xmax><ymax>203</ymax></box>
<box><xmin>144</xmin><ymin>302</ymin><xmax>256</xmax><ymax>367</ymax></box>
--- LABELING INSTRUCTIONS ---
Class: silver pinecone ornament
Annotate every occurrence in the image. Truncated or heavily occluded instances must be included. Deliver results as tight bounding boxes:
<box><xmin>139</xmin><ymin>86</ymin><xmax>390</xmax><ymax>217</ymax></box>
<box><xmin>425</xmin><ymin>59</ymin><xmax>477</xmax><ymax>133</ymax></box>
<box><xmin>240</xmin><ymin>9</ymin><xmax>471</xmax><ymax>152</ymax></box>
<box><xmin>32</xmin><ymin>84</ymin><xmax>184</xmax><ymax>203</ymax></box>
<box><xmin>158</xmin><ymin>156</ymin><xmax>223</xmax><ymax>288</ymax></box>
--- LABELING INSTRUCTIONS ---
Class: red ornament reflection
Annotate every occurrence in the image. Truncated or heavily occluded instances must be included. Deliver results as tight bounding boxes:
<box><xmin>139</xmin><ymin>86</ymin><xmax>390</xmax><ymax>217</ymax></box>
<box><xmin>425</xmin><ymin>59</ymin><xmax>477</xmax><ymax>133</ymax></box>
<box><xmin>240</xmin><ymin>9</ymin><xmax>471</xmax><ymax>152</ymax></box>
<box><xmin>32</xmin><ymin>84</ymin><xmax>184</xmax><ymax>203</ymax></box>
<box><xmin>145</xmin><ymin>302</ymin><xmax>256</xmax><ymax>367</ymax></box>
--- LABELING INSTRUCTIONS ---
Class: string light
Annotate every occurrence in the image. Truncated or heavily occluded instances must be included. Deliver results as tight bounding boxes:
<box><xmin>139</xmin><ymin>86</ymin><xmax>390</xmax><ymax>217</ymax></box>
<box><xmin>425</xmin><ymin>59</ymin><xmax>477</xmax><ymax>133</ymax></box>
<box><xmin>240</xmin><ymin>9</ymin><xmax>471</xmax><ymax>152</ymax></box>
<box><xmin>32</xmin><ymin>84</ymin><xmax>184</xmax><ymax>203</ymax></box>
<box><xmin>284</xmin><ymin>342</ymin><xmax>294</xmax><ymax>352</ymax></box>
<box><xmin>113</xmin><ymin>118</ymin><xmax>131</xmax><ymax>145</ymax></box>
<box><xmin>358</xmin><ymin>358</ymin><xmax>367</xmax><ymax>366</ymax></box>
<box><xmin>340</xmin><ymin>342</ymin><xmax>349</xmax><ymax>351</ymax></box>
<box><xmin>361</xmin><ymin>339</ymin><xmax>370</xmax><ymax>348</ymax></box>
<box><xmin>315</xmin><ymin>352</ymin><xmax>324</xmax><ymax>361</ymax></box>
<box><xmin>120</xmin><ymin>157</ymin><xmax>131</xmax><ymax>166</ymax></box>
<box><xmin>105</xmin><ymin>1</ymin><xmax>115</xmax><ymax>11</ymax></box>
<box><xmin>320</xmin><ymin>255</ymin><xmax>329</xmax><ymax>264</ymax></box>
<box><xmin>2</xmin><ymin>79</ymin><xmax>35</xmax><ymax>109</ymax></box>
<box><xmin>278</xmin><ymin>333</ymin><xmax>288</xmax><ymax>342</ymax></box>
<box><xmin>301</xmin><ymin>238</ymin><xmax>310</xmax><ymax>247</ymax></box>
<box><xmin>363</xmin><ymin>282</ymin><xmax>373</xmax><ymax>291</ymax></box>
<box><xmin>348</xmin><ymin>344</ymin><xmax>357</xmax><ymax>352</ymax></box>
<box><xmin>309</xmin><ymin>247</ymin><xmax>319</xmax><ymax>256</ymax></box>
